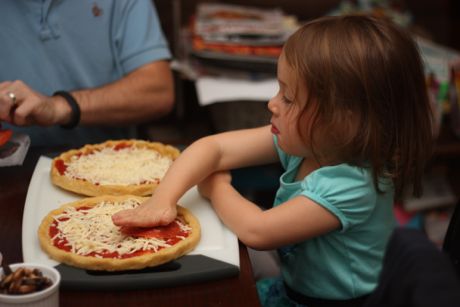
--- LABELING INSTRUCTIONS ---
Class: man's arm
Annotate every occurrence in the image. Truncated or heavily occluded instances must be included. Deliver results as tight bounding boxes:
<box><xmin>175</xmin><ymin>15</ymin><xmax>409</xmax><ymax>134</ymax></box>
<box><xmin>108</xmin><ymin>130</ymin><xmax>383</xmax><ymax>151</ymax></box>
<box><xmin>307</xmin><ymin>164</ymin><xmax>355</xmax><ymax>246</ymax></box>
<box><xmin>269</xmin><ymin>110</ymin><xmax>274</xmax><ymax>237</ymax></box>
<box><xmin>0</xmin><ymin>60</ymin><xmax>174</xmax><ymax>127</ymax></box>
<box><xmin>67</xmin><ymin>60</ymin><xmax>174</xmax><ymax>125</ymax></box>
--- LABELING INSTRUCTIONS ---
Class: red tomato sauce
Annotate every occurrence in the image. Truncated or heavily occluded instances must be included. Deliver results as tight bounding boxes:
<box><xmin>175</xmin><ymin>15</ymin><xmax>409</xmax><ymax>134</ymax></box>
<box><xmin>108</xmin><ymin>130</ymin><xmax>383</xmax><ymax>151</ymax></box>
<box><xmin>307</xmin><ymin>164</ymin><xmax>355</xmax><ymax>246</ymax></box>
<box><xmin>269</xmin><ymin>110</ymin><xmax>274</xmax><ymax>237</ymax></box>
<box><xmin>113</xmin><ymin>143</ymin><xmax>132</xmax><ymax>151</ymax></box>
<box><xmin>55</xmin><ymin>159</ymin><xmax>67</xmax><ymax>175</ymax></box>
<box><xmin>49</xmin><ymin>209</ymin><xmax>189</xmax><ymax>259</ymax></box>
<box><xmin>120</xmin><ymin>220</ymin><xmax>189</xmax><ymax>240</ymax></box>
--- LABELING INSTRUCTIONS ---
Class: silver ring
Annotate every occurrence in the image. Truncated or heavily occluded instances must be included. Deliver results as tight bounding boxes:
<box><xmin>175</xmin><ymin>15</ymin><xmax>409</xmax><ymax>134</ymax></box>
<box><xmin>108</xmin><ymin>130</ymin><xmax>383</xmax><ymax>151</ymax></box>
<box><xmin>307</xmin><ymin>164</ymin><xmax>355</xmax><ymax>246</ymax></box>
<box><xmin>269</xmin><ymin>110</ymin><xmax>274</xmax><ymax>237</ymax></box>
<box><xmin>7</xmin><ymin>92</ymin><xmax>17</xmax><ymax>106</ymax></box>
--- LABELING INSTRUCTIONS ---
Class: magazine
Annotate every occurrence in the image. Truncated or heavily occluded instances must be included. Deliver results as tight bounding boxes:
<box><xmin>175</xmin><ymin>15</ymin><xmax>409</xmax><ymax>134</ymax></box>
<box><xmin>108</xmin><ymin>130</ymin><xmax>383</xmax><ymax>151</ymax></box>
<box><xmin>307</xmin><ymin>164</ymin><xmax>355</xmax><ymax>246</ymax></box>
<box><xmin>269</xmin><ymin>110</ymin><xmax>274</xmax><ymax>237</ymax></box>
<box><xmin>194</xmin><ymin>3</ymin><xmax>292</xmax><ymax>46</ymax></box>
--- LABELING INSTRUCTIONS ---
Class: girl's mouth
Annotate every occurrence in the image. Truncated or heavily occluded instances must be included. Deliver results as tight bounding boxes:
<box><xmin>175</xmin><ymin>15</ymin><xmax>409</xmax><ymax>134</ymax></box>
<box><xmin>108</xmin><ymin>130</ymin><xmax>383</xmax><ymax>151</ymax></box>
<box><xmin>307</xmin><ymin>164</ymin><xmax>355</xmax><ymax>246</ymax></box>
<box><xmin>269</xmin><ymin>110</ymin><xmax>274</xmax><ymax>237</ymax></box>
<box><xmin>271</xmin><ymin>124</ymin><xmax>280</xmax><ymax>134</ymax></box>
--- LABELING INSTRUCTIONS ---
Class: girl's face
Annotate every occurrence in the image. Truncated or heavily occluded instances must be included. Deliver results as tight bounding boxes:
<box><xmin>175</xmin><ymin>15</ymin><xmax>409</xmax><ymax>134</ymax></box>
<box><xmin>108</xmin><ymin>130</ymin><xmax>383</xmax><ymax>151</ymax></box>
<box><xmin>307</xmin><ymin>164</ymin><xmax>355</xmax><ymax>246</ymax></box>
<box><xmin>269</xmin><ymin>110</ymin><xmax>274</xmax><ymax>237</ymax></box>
<box><xmin>268</xmin><ymin>52</ymin><xmax>310</xmax><ymax>157</ymax></box>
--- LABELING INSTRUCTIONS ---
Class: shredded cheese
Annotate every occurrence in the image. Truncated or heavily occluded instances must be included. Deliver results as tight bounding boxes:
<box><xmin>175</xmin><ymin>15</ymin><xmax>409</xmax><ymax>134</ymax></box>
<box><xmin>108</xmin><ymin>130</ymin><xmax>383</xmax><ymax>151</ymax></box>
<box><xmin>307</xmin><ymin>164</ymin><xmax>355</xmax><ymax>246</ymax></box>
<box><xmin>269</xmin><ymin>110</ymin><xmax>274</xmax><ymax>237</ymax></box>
<box><xmin>52</xmin><ymin>199</ymin><xmax>191</xmax><ymax>258</ymax></box>
<box><xmin>65</xmin><ymin>146</ymin><xmax>173</xmax><ymax>185</ymax></box>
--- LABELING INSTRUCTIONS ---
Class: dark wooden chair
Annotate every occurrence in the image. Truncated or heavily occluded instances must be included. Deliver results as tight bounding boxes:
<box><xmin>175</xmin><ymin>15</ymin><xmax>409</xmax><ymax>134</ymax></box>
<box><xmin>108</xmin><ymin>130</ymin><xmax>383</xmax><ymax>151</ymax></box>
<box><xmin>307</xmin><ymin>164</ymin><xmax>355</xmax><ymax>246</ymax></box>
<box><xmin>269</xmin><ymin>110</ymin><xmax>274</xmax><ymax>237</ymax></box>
<box><xmin>443</xmin><ymin>201</ymin><xmax>460</xmax><ymax>277</ymax></box>
<box><xmin>363</xmin><ymin>227</ymin><xmax>460</xmax><ymax>307</ymax></box>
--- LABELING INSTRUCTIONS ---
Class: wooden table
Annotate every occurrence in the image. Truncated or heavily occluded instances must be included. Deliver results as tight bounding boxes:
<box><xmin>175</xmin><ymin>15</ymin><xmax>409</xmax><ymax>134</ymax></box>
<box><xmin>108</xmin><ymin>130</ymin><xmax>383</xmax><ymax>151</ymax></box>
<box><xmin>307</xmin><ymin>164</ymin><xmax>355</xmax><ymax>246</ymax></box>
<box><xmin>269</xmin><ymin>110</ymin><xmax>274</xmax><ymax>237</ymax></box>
<box><xmin>0</xmin><ymin>147</ymin><xmax>261</xmax><ymax>307</ymax></box>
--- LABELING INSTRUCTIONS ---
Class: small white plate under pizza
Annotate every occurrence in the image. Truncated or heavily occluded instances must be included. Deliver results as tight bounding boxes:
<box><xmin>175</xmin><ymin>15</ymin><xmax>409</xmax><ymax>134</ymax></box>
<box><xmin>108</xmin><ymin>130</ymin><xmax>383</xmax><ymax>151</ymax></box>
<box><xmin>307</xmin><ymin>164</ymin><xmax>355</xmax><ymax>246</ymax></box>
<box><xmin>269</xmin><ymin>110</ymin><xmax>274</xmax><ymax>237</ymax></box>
<box><xmin>22</xmin><ymin>156</ymin><xmax>239</xmax><ymax>291</ymax></box>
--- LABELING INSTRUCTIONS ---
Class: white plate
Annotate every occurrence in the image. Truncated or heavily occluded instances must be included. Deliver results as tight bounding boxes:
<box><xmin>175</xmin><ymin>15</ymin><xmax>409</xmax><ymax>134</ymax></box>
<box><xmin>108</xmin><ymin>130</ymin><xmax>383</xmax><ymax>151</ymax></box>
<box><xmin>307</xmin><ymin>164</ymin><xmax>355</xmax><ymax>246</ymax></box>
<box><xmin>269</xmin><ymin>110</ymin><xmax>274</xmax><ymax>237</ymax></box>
<box><xmin>22</xmin><ymin>156</ymin><xmax>239</xmax><ymax>268</ymax></box>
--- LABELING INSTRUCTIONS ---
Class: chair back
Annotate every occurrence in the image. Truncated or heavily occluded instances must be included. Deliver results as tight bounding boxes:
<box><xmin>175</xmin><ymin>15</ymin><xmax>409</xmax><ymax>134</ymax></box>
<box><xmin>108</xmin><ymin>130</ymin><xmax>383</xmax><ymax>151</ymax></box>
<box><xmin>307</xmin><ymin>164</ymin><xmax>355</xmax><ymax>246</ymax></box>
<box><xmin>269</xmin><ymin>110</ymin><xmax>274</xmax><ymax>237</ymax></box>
<box><xmin>364</xmin><ymin>227</ymin><xmax>460</xmax><ymax>307</ymax></box>
<box><xmin>443</xmin><ymin>202</ymin><xmax>460</xmax><ymax>277</ymax></box>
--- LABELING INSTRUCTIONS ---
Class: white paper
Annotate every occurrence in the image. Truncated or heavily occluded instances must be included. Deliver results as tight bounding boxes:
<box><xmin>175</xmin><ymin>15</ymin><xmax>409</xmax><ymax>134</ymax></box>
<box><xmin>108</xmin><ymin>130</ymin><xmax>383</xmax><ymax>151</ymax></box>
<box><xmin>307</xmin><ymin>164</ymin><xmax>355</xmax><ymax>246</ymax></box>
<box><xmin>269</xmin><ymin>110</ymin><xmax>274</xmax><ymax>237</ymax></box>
<box><xmin>196</xmin><ymin>76</ymin><xmax>278</xmax><ymax>106</ymax></box>
<box><xmin>416</xmin><ymin>36</ymin><xmax>460</xmax><ymax>82</ymax></box>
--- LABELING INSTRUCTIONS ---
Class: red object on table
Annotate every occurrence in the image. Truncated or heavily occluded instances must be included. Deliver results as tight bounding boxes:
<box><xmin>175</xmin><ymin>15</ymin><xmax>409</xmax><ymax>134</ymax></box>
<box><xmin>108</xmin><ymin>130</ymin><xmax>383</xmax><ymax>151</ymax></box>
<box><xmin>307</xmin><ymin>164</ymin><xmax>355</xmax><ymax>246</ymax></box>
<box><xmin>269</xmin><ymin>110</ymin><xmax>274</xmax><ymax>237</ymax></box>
<box><xmin>0</xmin><ymin>128</ymin><xmax>12</xmax><ymax>147</ymax></box>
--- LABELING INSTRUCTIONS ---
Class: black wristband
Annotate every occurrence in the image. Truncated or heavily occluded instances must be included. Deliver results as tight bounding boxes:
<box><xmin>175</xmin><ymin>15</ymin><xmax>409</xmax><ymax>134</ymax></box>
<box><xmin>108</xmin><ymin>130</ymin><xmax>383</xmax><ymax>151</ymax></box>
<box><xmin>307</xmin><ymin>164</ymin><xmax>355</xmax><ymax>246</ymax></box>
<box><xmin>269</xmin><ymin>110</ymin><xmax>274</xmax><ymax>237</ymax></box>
<box><xmin>53</xmin><ymin>91</ymin><xmax>81</xmax><ymax>129</ymax></box>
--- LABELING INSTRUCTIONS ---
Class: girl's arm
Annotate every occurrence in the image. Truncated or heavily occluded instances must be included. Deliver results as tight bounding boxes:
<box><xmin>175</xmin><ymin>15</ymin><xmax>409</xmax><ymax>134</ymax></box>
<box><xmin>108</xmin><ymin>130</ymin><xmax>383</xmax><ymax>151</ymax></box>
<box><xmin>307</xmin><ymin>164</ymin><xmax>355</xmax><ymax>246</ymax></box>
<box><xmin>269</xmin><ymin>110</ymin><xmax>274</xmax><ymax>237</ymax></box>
<box><xmin>199</xmin><ymin>171</ymin><xmax>340</xmax><ymax>250</ymax></box>
<box><xmin>112</xmin><ymin>125</ymin><xmax>278</xmax><ymax>227</ymax></box>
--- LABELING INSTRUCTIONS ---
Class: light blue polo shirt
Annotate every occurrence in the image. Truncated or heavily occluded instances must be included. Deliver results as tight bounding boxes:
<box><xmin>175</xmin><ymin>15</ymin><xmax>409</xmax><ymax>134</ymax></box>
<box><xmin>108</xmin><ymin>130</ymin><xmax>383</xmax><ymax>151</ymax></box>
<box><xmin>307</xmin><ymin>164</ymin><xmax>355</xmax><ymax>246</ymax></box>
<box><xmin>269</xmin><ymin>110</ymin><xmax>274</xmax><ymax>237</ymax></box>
<box><xmin>273</xmin><ymin>137</ymin><xmax>396</xmax><ymax>299</ymax></box>
<box><xmin>0</xmin><ymin>0</ymin><xmax>171</xmax><ymax>147</ymax></box>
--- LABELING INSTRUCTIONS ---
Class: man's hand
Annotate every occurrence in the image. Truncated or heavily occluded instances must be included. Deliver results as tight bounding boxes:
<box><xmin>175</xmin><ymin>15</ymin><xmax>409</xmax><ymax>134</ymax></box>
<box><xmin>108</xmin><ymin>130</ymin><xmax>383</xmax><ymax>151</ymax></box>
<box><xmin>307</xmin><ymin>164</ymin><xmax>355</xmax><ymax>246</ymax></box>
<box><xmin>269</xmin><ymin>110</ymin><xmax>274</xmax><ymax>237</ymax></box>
<box><xmin>0</xmin><ymin>80</ymin><xmax>70</xmax><ymax>126</ymax></box>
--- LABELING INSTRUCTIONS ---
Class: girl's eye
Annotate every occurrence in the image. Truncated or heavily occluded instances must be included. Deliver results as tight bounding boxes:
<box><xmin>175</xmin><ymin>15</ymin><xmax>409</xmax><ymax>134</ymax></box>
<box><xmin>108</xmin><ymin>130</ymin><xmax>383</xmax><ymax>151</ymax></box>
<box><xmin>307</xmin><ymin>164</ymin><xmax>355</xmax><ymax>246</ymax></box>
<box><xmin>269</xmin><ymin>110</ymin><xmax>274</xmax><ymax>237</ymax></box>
<box><xmin>282</xmin><ymin>96</ymin><xmax>293</xmax><ymax>104</ymax></box>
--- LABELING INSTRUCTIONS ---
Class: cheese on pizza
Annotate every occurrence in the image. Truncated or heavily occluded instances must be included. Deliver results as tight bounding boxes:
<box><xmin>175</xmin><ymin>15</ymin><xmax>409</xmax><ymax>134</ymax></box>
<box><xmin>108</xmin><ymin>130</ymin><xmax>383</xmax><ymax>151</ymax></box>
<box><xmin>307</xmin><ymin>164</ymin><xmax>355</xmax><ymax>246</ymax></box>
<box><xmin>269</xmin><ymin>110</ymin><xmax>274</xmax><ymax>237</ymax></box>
<box><xmin>38</xmin><ymin>196</ymin><xmax>201</xmax><ymax>271</ymax></box>
<box><xmin>63</xmin><ymin>146</ymin><xmax>172</xmax><ymax>186</ymax></box>
<box><xmin>51</xmin><ymin>140</ymin><xmax>180</xmax><ymax>196</ymax></box>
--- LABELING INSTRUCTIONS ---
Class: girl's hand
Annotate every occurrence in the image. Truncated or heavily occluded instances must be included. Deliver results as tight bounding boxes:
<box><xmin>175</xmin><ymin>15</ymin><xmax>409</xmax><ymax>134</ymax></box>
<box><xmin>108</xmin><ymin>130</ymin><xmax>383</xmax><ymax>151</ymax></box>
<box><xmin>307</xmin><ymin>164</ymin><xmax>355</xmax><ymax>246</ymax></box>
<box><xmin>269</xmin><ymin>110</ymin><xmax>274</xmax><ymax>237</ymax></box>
<box><xmin>198</xmin><ymin>170</ymin><xmax>232</xmax><ymax>200</ymax></box>
<box><xmin>111</xmin><ymin>198</ymin><xmax>177</xmax><ymax>227</ymax></box>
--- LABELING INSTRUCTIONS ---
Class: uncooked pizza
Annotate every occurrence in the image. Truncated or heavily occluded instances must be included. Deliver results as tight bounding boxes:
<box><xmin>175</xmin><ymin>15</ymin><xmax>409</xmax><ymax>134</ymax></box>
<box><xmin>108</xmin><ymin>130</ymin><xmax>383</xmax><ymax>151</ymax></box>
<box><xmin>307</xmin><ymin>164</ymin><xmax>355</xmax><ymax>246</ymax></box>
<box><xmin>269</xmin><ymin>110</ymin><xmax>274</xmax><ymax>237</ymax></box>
<box><xmin>50</xmin><ymin>140</ymin><xmax>180</xmax><ymax>196</ymax></box>
<box><xmin>38</xmin><ymin>195</ymin><xmax>200</xmax><ymax>271</ymax></box>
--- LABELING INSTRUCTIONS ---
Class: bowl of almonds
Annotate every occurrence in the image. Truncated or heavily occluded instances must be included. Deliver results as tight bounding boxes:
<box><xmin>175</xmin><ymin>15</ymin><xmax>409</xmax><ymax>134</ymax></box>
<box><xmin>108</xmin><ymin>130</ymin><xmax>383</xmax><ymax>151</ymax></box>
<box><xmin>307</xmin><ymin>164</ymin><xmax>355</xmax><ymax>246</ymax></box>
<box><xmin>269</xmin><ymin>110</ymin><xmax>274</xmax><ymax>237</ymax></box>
<box><xmin>0</xmin><ymin>263</ymin><xmax>60</xmax><ymax>307</ymax></box>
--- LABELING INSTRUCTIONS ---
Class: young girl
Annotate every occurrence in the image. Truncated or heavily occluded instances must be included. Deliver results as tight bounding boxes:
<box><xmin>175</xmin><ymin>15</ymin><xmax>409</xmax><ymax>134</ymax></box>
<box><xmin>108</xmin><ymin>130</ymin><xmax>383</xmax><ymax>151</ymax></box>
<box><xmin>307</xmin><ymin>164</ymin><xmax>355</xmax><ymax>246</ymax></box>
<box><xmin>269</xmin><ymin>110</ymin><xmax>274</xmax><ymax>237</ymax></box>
<box><xmin>113</xmin><ymin>15</ymin><xmax>433</xmax><ymax>306</ymax></box>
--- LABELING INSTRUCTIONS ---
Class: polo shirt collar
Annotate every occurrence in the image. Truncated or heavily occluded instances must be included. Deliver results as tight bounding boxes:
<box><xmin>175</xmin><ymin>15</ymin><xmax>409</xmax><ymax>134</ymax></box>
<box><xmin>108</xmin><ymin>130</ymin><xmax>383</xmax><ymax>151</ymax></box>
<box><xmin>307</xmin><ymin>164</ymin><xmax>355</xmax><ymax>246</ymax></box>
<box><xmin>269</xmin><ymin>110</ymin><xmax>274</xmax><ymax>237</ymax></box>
<box><xmin>39</xmin><ymin>0</ymin><xmax>58</xmax><ymax>40</ymax></box>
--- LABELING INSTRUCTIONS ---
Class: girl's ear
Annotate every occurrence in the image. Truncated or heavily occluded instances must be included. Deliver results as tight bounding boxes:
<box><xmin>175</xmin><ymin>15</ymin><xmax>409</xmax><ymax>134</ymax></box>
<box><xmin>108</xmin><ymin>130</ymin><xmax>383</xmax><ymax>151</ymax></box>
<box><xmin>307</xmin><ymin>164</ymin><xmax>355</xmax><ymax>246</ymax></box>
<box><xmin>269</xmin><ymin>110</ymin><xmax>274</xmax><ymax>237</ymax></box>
<box><xmin>344</xmin><ymin>109</ymin><xmax>359</xmax><ymax>137</ymax></box>
<box><xmin>330</xmin><ymin>109</ymin><xmax>360</xmax><ymax>148</ymax></box>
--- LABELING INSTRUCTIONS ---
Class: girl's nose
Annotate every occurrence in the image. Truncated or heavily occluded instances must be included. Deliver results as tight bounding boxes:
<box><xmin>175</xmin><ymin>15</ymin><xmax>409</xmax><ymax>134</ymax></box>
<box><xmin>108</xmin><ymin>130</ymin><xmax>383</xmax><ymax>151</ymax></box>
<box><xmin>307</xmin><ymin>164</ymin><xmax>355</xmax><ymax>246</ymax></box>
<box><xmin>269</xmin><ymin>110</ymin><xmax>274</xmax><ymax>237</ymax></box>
<box><xmin>267</xmin><ymin>98</ymin><xmax>278</xmax><ymax>114</ymax></box>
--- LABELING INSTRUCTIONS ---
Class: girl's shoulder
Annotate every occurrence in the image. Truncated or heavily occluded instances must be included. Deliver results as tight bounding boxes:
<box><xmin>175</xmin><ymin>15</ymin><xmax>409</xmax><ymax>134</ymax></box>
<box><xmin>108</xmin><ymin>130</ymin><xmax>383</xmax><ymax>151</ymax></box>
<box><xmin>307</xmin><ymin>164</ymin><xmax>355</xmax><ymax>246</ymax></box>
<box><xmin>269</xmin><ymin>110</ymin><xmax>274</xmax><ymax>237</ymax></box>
<box><xmin>312</xmin><ymin>163</ymin><xmax>371</xmax><ymax>179</ymax></box>
<box><xmin>302</xmin><ymin>163</ymin><xmax>375</xmax><ymax>194</ymax></box>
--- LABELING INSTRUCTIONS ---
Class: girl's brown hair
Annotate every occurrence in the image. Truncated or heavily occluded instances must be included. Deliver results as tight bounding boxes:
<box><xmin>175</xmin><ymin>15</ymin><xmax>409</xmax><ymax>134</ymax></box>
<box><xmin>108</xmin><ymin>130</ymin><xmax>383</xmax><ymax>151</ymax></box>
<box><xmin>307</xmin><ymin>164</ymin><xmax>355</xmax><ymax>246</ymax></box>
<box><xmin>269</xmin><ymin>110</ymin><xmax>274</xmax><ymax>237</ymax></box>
<box><xmin>283</xmin><ymin>15</ymin><xmax>433</xmax><ymax>200</ymax></box>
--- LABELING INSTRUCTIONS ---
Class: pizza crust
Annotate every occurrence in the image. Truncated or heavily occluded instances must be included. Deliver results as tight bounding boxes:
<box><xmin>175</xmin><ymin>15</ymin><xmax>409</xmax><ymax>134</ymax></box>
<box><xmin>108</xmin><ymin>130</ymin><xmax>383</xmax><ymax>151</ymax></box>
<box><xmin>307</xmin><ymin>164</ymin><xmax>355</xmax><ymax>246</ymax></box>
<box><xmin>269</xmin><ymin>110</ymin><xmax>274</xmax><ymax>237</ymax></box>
<box><xmin>50</xmin><ymin>140</ymin><xmax>180</xmax><ymax>196</ymax></box>
<box><xmin>38</xmin><ymin>195</ymin><xmax>201</xmax><ymax>271</ymax></box>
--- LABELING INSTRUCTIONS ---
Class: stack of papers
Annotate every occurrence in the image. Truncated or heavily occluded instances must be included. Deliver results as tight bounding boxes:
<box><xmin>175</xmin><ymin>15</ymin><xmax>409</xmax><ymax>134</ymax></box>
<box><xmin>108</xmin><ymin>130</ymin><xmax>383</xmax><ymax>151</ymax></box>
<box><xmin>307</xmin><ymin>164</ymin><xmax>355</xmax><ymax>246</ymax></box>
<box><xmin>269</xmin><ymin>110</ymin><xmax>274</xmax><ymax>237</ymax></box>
<box><xmin>191</xmin><ymin>3</ymin><xmax>298</xmax><ymax>59</ymax></box>
<box><xmin>195</xmin><ymin>4</ymin><xmax>287</xmax><ymax>46</ymax></box>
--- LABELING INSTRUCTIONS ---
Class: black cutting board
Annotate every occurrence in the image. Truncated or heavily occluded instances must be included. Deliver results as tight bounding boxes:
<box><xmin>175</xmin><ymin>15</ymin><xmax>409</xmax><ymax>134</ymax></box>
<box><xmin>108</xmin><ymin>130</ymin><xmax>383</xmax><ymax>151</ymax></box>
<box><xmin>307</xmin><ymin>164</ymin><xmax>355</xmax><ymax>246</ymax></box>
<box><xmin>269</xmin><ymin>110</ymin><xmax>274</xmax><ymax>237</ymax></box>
<box><xmin>57</xmin><ymin>255</ymin><xmax>239</xmax><ymax>291</ymax></box>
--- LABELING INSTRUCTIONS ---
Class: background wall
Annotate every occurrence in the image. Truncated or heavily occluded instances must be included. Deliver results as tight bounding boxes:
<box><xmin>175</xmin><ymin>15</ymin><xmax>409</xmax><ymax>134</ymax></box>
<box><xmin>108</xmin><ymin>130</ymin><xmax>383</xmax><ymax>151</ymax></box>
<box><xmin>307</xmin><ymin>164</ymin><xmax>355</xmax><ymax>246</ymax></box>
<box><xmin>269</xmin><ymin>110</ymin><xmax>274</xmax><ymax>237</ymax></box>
<box><xmin>154</xmin><ymin>0</ymin><xmax>460</xmax><ymax>56</ymax></box>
